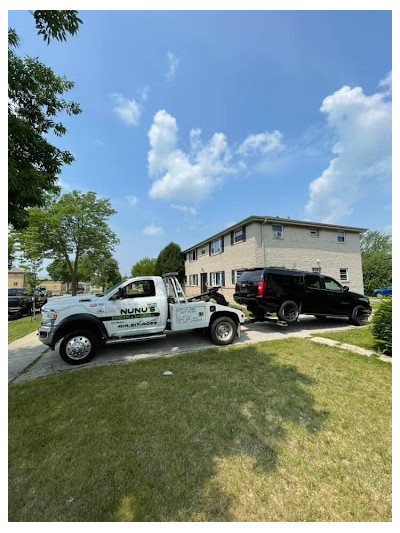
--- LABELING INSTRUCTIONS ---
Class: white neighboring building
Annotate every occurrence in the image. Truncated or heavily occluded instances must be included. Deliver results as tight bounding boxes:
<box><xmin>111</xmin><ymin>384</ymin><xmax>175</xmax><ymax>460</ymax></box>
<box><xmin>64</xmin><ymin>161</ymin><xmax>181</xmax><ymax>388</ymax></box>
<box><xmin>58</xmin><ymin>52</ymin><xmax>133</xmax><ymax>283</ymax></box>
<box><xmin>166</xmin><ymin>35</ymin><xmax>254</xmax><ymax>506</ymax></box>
<box><xmin>183</xmin><ymin>215</ymin><xmax>367</xmax><ymax>303</ymax></box>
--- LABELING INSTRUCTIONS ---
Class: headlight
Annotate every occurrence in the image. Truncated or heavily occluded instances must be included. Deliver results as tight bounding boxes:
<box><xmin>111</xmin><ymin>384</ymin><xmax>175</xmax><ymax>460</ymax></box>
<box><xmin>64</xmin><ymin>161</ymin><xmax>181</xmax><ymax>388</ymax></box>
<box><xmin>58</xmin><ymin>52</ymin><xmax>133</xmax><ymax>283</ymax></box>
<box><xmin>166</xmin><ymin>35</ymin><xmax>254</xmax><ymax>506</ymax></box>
<box><xmin>41</xmin><ymin>308</ymin><xmax>57</xmax><ymax>324</ymax></box>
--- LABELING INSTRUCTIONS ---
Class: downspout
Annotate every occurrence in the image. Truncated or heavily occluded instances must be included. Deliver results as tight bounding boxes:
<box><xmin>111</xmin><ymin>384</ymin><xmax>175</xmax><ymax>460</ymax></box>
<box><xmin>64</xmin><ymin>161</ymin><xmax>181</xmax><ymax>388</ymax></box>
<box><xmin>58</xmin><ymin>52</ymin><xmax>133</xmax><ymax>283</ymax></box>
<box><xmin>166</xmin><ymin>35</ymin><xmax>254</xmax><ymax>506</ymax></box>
<box><xmin>262</xmin><ymin>217</ymin><xmax>268</xmax><ymax>267</ymax></box>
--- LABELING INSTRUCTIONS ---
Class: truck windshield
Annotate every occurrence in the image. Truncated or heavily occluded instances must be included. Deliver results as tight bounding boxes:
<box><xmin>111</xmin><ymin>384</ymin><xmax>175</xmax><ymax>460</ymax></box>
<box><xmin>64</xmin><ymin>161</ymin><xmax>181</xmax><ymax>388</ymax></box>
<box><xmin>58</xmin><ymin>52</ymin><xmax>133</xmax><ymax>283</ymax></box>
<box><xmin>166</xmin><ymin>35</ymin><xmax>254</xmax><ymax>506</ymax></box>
<box><xmin>101</xmin><ymin>282</ymin><xmax>124</xmax><ymax>298</ymax></box>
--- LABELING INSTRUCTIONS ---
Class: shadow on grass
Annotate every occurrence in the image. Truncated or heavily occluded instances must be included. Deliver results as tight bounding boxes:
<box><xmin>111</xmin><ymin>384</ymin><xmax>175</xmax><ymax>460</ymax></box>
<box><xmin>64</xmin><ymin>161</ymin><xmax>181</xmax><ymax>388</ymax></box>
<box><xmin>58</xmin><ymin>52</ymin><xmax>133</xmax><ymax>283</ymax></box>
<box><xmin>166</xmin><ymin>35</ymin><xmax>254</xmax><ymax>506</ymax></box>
<box><xmin>9</xmin><ymin>342</ymin><xmax>328</xmax><ymax>521</ymax></box>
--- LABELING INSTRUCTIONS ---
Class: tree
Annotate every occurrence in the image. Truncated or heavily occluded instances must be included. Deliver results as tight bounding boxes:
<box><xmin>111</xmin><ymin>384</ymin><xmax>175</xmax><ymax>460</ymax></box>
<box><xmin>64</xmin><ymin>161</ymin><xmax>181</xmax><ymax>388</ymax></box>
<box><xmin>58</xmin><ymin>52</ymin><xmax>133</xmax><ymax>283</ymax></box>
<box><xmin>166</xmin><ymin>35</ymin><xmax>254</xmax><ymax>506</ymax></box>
<box><xmin>16</xmin><ymin>224</ymin><xmax>43</xmax><ymax>291</ymax></box>
<box><xmin>8</xmin><ymin>232</ymin><xmax>17</xmax><ymax>269</ymax></box>
<box><xmin>8</xmin><ymin>11</ymin><xmax>82</xmax><ymax>229</ymax></box>
<box><xmin>360</xmin><ymin>230</ymin><xmax>392</xmax><ymax>295</ymax></box>
<box><xmin>18</xmin><ymin>190</ymin><xmax>119</xmax><ymax>295</ymax></box>
<box><xmin>155</xmin><ymin>242</ymin><xmax>184</xmax><ymax>280</ymax></box>
<box><xmin>131</xmin><ymin>257</ymin><xmax>157</xmax><ymax>277</ymax></box>
<box><xmin>80</xmin><ymin>251</ymin><xmax>122</xmax><ymax>292</ymax></box>
<box><xmin>47</xmin><ymin>258</ymin><xmax>73</xmax><ymax>285</ymax></box>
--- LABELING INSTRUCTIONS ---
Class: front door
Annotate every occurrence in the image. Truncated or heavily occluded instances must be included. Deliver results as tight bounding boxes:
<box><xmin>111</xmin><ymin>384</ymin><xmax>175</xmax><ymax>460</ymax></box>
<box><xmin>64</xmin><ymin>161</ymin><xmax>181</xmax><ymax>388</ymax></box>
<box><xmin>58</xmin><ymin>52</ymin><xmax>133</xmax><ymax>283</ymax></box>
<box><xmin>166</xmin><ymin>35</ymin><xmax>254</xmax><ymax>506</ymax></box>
<box><xmin>105</xmin><ymin>279</ymin><xmax>162</xmax><ymax>337</ymax></box>
<box><xmin>321</xmin><ymin>276</ymin><xmax>349</xmax><ymax>315</ymax></box>
<box><xmin>200</xmin><ymin>273</ymin><xmax>208</xmax><ymax>293</ymax></box>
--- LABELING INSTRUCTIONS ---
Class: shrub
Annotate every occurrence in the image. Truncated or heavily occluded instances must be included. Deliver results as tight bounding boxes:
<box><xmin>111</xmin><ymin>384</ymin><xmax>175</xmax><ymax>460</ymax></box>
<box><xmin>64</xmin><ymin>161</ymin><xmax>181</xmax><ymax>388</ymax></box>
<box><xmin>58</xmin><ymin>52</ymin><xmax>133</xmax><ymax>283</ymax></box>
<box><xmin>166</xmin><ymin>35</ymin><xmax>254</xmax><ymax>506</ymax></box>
<box><xmin>371</xmin><ymin>298</ymin><xmax>392</xmax><ymax>355</ymax></box>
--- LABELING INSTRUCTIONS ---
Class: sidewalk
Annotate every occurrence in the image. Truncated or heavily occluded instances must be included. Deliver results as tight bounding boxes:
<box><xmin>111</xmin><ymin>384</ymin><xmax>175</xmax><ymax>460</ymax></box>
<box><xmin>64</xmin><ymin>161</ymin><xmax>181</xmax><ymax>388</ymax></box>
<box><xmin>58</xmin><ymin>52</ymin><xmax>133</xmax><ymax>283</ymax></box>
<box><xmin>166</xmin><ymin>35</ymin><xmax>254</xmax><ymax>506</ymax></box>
<box><xmin>8</xmin><ymin>331</ymin><xmax>49</xmax><ymax>383</ymax></box>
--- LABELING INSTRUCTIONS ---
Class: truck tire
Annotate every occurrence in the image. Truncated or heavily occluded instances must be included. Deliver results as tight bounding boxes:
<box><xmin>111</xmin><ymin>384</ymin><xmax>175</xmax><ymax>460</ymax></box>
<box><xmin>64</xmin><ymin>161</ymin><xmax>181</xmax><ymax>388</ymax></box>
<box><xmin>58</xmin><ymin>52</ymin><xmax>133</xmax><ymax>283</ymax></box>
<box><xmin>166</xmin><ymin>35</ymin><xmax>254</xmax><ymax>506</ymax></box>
<box><xmin>59</xmin><ymin>330</ymin><xmax>97</xmax><ymax>365</ymax></box>
<box><xmin>350</xmin><ymin>305</ymin><xmax>368</xmax><ymax>326</ymax></box>
<box><xmin>277</xmin><ymin>300</ymin><xmax>299</xmax><ymax>324</ymax></box>
<box><xmin>210</xmin><ymin>316</ymin><xmax>236</xmax><ymax>345</ymax></box>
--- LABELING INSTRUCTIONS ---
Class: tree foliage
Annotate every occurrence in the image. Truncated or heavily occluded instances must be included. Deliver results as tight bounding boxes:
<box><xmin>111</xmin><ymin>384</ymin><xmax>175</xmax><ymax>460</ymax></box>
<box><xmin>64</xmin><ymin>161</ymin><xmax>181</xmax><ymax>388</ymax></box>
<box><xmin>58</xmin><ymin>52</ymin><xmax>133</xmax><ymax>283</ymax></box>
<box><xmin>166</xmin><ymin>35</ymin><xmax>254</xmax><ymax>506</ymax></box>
<box><xmin>155</xmin><ymin>243</ymin><xmax>184</xmax><ymax>280</ymax></box>
<box><xmin>17</xmin><ymin>190</ymin><xmax>119</xmax><ymax>295</ymax></box>
<box><xmin>47</xmin><ymin>258</ymin><xmax>73</xmax><ymax>284</ymax></box>
<box><xmin>8</xmin><ymin>232</ymin><xmax>17</xmax><ymax>269</ymax></box>
<box><xmin>360</xmin><ymin>230</ymin><xmax>392</xmax><ymax>295</ymax></box>
<box><xmin>371</xmin><ymin>298</ymin><xmax>392</xmax><ymax>354</ymax></box>
<box><xmin>80</xmin><ymin>252</ymin><xmax>122</xmax><ymax>292</ymax></box>
<box><xmin>8</xmin><ymin>11</ymin><xmax>82</xmax><ymax>229</ymax></box>
<box><xmin>131</xmin><ymin>257</ymin><xmax>157</xmax><ymax>277</ymax></box>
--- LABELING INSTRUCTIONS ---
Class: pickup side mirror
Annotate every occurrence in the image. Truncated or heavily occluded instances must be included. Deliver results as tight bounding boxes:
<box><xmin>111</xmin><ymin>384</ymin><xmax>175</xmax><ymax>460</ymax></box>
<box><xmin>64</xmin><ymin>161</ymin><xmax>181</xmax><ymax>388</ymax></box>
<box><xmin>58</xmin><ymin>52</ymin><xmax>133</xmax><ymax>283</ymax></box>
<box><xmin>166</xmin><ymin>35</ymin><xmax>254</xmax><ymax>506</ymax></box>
<box><xmin>343</xmin><ymin>286</ymin><xmax>349</xmax><ymax>292</ymax></box>
<box><xmin>110</xmin><ymin>287</ymin><xmax>126</xmax><ymax>300</ymax></box>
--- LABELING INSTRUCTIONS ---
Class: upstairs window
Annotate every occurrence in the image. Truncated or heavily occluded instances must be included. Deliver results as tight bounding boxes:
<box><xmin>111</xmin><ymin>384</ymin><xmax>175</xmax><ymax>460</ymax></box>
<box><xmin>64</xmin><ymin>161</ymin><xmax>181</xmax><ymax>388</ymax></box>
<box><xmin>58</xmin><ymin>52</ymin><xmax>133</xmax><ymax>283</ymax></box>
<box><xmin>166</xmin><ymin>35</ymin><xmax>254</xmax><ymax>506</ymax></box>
<box><xmin>310</xmin><ymin>228</ymin><xmax>320</xmax><ymax>237</ymax></box>
<box><xmin>337</xmin><ymin>231</ymin><xmax>346</xmax><ymax>243</ymax></box>
<box><xmin>272</xmin><ymin>224</ymin><xmax>283</xmax><ymax>239</ymax></box>
<box><xmin>189</xmin><ymin>249</ymin><xmax>197</xmax><ymax>262</ymax></box>
<box><xmin>231</xmin><ymin>227</ymin><xmax>246</xmax><ymax>245</ymax></box>
<box><xmin>210</xmin><ymin>237</ymin><xmax>223</xmax><ymax>255</ymax></box>
<box><xmin>201</xmin><ymin>247</ymin><xmax>206</xmax><ymax>255</ymax></box>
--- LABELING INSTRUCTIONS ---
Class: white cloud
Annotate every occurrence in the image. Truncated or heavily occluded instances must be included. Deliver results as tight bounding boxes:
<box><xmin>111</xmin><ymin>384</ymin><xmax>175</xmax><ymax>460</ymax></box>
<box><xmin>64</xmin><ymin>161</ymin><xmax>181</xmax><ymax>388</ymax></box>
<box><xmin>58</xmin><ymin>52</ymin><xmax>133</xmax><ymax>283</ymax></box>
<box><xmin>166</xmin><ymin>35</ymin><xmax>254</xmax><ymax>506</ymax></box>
<box><xmin>111</xmin><ymin>93</ymin><xmax>141</xmax><ymax>126</ymax></box>
<box><xmin>147</xmin><ymin>110</ymin><xmax>236</xmax><ymax>202</ymax></box>
<box><xmin>143</xmin><ymin>224</ymin><xmax>163</xmax><ymax>236</ymax></box>
<box><xmin>166</xmin><ymin>52</ymin><xmax>179</xmax><ymax>81</ymax></box>
<box><xmin>238</xmin><ymin>130</ymin><xmax>284</xmax><ymax>156</ymax></box>
<box><xmin>140</xmin><ymin>86</ymin><xmax>150</xmax><ymax>101</ymax></box>
<box><xmin>379</xmin><ymin>71</ymin><xmax>392</xmax><ymax>95</ymax></box>
<box><xmin>126</xmin><ymin>195</ymin><xmax>138</xmax><ymax>206</ymax></box>
<box><xmin>305</xmin><ymin>78</ymin><xmax>392</xmax><ymax>223</ymax></box>
<box><xmin>171</xmin><ymin>204</ymin><xmax>197</xmax><ymax>216</ymax></box>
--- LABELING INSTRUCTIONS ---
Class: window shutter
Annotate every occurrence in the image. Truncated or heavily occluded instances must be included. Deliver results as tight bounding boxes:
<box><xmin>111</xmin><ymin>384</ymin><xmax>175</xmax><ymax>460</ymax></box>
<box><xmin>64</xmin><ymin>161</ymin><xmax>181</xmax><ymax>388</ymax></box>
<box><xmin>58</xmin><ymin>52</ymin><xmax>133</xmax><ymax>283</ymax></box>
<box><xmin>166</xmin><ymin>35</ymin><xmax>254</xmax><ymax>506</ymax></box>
<box><xmin>243</xmin><ymin>226</ymin><xmax>246</xmax><ymax>242</ymax></box>
<box><xmin>231</xmin><ymin>231</ymin><xmax>234</xmax><ymax>245</ymax></box>
<box><xmin>222</xmin><ymin>271</ymin><xmax>225</xmax><ymax>287</ymax></box>
<box><xmin>231</xmin><ymin>270</ymin><xmax>235</xmax><ymax>284</ymax></box>
<box><xmin>209</xmin><ymin>242</ymin><xmax>211</xmax><ymax>255</ymax></box>
<box><xmin>221</xmin><ymin>236</ymin><xmax>224</xmax><ymax>253</ymax></box>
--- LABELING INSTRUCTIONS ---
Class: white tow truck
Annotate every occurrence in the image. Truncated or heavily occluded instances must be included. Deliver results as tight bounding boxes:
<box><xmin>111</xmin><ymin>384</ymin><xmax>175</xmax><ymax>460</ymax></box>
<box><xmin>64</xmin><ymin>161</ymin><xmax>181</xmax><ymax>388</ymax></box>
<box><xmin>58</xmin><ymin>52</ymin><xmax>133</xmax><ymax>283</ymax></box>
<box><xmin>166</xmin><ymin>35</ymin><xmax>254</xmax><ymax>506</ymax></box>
<box><xmin>38</xmin><ymin>274</ymin><xmax>246</xmax><ymax>365</ymax></box>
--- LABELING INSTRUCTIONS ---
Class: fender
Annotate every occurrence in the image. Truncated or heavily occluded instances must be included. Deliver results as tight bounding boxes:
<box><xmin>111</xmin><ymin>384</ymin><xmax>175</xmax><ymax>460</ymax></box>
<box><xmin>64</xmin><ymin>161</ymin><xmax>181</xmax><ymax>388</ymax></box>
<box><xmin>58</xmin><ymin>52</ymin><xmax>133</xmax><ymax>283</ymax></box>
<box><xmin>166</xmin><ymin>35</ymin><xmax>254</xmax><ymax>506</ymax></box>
<box><xmin>52</xmin><ymin>313</ymin><xmax>108</xmax><ymax>347</ymax></box>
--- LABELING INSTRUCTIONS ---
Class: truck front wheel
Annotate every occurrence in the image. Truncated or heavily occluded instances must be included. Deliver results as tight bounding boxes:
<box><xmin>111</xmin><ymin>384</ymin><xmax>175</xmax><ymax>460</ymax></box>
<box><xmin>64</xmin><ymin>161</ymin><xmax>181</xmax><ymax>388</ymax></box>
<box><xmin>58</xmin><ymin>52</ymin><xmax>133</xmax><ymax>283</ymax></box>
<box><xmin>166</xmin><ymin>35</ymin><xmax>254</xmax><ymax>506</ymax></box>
<box><xmin>59</xmin><ymin>330</ymin><xmax>97</xmax><ymax>365</ymax></box>
<box><xmin>210</xmin><ymin>316</ymin><xmax>237</xmax><ymax>345</ymax></box>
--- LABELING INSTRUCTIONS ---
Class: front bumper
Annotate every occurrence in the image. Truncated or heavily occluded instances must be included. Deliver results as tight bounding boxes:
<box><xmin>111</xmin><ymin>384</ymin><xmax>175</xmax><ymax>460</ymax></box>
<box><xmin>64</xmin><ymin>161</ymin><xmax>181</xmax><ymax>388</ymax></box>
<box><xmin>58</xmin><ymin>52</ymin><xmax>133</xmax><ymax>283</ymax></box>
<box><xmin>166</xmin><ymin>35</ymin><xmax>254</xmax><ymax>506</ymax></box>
<box><xmin>38</xmin><ymin>324</ymin><xmax>57</xmax><ymax>348</ymax></box>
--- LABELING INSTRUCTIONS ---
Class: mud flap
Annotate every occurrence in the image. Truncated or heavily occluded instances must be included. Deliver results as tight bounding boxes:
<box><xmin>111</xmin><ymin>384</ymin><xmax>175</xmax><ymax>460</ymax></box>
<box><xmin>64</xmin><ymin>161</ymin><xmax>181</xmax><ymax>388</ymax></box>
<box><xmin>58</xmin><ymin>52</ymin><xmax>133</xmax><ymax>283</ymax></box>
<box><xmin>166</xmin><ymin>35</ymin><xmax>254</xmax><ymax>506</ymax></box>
<box><xmin>237</xmin><ymin>323</ymin><xmax>241</xmax><ymax>337</ymax></box>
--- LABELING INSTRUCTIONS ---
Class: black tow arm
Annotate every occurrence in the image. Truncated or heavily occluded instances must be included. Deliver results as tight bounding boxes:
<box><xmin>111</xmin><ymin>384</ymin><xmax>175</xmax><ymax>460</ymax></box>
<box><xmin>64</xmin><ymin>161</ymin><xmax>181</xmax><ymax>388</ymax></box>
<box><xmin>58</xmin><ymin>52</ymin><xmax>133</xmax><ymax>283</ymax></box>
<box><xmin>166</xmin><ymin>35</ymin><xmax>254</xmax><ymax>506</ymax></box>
<box><xmin>187</xmin><ymin>287</ymin><xmax>228</xmax><ymax>306</ymax></box>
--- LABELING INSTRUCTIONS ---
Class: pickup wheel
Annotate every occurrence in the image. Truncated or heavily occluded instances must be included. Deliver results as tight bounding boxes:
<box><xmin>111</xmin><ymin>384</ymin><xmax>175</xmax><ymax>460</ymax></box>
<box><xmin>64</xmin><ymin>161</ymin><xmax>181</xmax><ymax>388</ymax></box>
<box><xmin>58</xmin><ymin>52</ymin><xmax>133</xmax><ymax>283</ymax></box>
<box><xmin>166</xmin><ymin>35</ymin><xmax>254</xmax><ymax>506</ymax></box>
<box><xmin>59</xmin><ymin>330</ymin><xmax>97</xmax><ymax>365</ymax></box>
<box><xmin>277</xmin><ymin>300</ymin><xmax>299</xmax><ymax>324</ymax></box>
<box><xmin>210</xmin><ymin>316</ymin><xmax>236</xmax><ymax>345</ymax></box>
<box><xmin>350</xmin><ymin>305</ymin><xmax>368</xmax><ymax>326</ymax></box>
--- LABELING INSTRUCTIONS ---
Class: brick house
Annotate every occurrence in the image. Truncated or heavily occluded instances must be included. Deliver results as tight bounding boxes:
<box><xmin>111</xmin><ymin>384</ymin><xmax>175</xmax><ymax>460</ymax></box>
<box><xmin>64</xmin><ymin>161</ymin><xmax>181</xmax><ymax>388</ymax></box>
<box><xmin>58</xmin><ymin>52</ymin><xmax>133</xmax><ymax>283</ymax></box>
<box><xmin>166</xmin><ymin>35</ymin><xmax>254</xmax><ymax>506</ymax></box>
<box><xmin>183</xmin><ymin>215</ymin><xmax>367</xmax><ymax>303</ymax></box>
<box><xmin>8</xmin><ymin>267</ymin><xmax>29</xmax><ymax>288</ymax></box>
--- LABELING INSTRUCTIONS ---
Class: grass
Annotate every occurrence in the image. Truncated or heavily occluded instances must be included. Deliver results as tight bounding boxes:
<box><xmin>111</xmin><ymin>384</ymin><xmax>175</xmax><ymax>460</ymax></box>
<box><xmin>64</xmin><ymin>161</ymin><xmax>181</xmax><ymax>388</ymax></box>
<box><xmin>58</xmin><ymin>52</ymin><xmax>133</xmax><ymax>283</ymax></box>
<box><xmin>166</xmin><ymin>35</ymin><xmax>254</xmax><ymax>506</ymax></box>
<box><xmin>9</xmin><ymin>338</ymin><xmax>391</xmax><ymax>522</ymax></box>
<box><xmin>8</xmin><ymin>314</ymin><xmax>41</xmax><ymax>345</ymax></box>
<box><xmin>312</xmin><ymin>326</ymin><xmax>377</xmax><ymax>351</ymax></box>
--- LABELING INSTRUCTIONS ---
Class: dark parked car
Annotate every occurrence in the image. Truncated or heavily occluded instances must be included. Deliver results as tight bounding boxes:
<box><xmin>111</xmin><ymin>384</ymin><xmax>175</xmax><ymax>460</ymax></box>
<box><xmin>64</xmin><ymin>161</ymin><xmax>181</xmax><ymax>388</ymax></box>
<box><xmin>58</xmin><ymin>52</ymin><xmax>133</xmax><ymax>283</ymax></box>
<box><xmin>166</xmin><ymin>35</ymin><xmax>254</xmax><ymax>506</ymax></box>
<box><xmin>233</xmin><ymin>267</ymin><xmax>371</xmax><ymax>326</ymax></box>
<box><xmin>8</xmin><ymin>288</ymin><xmax>48</xmax><ymax>317</ymax></box>
<box><xmin>8</xmin><ymin>288</ymin><xmax>33</xmax><ymax>317</ymax></box>
<box><xmin>373</xmin><ymin>286</ymin><xmax>392</xmax><ymax>298</ymax></box>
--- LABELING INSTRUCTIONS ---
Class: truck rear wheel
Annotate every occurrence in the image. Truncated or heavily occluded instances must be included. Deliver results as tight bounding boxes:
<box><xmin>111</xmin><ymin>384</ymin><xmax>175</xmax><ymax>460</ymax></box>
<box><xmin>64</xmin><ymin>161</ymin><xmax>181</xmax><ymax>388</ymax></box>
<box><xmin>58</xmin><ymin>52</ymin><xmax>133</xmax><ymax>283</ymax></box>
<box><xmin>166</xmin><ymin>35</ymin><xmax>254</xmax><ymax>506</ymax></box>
<box><xmin>277</xmin><ymin>300</ymin><xmax>299</xmax><ymax>324</ymax></box>
<box><xmin>59</xmin><ymin>330</ymin><xmax>97</xmax><ymax>365</ymax></box>
<box><xmin>210</xmin><ymin>316</ymin><xmax>236</xmax><ymax>345</ymax></box>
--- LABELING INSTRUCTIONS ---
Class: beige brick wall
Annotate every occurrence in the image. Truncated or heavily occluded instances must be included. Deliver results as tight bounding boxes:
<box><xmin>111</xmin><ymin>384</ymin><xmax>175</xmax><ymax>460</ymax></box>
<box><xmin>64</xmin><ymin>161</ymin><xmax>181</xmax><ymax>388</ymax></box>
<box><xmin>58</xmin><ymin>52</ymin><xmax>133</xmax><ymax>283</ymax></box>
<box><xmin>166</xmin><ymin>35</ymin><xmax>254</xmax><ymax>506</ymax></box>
<box><xmin>184</xmin><ymin>221</ymin><xmax>364</xmax><ymax>303</ymax></box>
<box><xmin>8</xmin><ymin>273</ymin><xmax>26</xmax><ymax>288</ymax></box>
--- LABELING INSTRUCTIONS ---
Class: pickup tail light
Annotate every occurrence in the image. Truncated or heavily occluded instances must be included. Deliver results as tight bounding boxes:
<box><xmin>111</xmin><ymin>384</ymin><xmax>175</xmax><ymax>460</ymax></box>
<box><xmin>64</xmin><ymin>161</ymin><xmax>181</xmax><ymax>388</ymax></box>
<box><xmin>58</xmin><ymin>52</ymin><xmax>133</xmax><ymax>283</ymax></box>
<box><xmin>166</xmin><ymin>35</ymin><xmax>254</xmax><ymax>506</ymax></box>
<box><xmin>257</xmin><ymin>282</ymin><xmax>266</xmax><ymax>296</ymax></box>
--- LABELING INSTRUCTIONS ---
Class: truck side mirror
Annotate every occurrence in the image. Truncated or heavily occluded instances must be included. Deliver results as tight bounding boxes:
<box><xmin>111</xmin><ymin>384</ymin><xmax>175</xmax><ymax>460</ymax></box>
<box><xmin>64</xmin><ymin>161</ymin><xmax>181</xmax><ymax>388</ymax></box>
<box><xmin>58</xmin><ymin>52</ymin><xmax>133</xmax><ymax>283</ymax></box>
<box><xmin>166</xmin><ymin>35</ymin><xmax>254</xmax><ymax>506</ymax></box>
<box><xmin>343</xmin><ymin>286</ymin><xmax>349</xmax><ymax>292</ymax></box>
<box><xmin>110</xmin><ymin>287</ymin><xmax>125</xmax><ymax>300</ymax></box>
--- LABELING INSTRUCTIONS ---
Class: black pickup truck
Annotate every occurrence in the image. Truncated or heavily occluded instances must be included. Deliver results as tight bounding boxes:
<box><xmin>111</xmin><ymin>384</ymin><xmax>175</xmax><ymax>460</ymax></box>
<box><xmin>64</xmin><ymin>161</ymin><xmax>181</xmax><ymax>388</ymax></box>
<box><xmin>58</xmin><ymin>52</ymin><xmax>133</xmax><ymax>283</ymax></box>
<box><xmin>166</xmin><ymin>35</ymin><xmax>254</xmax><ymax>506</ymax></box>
<box><xmin>8</xmin><ymin>288</ymin><xmax>48</xmax><ymax>317</ymax></box>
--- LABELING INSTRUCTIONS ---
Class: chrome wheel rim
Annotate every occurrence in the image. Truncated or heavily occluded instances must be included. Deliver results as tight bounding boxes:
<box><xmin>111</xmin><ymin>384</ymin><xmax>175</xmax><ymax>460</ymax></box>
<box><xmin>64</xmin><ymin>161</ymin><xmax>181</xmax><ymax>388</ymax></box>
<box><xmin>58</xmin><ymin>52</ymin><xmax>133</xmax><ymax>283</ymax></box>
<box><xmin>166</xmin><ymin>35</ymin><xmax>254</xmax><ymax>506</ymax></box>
<box><xmin>65</xmin><ymin>335</ymin><xmax>92</xmax><ymax>360</ymax></box>
<box><xmin>216</xmin><ymin>322</ymin><xmax>233</xmax><ymax>340</ymax></box>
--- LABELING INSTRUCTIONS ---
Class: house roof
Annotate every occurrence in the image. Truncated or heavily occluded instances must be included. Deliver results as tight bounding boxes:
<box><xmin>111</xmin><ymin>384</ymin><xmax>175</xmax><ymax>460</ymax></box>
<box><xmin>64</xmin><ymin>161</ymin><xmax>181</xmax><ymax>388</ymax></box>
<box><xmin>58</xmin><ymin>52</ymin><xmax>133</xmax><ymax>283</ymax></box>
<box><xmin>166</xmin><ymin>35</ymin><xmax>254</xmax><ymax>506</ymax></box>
<box><xmin>8</xmin><ymin>267</ymin><xmax>26</xmax><ymax>273</ymax></box>
<box><xmin>182</xmin><ymin>215</ymin><xmax>368</xmax><ymax>253</ymax></box>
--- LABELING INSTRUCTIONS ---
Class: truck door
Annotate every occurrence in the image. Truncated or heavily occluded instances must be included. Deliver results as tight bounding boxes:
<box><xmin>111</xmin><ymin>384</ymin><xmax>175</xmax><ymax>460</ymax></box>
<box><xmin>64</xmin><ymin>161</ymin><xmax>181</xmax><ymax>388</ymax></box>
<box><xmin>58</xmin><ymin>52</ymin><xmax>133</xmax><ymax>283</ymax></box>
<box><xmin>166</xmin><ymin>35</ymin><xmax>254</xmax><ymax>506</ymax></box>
<box><xmin>321</xmin><ymin>276</ymin><xmax>350</xmax><ymax>316</ymax></box>
<box><xmin>104</xmin><ymin>279</ymin><xmax>164</xmax><ymax>337</ymax></box>
<box><xmin>303</xmin><ymin>274</ymin><xmax>324</xmax><ymax>313</ymax></box>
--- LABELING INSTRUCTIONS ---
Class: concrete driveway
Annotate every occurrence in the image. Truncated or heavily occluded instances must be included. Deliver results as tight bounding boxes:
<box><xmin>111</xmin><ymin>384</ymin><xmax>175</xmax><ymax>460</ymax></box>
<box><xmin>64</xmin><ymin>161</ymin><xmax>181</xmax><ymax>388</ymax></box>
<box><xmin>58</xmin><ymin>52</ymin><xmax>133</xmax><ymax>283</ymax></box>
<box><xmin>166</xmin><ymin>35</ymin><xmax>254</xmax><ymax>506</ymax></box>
<box><xmin>9</xmin><ymin>316</ymin><xmax>357</xmax><ymax>384</ymax></box>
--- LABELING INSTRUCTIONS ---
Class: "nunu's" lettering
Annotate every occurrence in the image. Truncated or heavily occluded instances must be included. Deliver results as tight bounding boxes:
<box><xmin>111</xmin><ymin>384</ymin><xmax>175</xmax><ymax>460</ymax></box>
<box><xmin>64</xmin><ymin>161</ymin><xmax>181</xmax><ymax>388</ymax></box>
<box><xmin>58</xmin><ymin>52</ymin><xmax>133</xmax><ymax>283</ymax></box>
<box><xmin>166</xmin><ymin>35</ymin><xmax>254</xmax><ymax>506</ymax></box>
<box><xmin>121</xmin><ymin>306</ymin><xmax>156</xmax><ymax>314</ymax></box>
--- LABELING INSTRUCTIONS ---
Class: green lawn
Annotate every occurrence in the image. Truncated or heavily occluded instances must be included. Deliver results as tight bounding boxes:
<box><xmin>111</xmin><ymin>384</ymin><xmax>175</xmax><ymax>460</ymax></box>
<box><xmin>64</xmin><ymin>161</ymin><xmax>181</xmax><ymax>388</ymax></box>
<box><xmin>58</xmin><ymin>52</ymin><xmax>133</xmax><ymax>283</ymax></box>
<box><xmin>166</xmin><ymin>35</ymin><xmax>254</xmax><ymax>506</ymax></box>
<box><xmin>8</xmin><ymin>314</ymin><xmax>41</xmax><ymax>344</ymax></box>
<box><xmin>9</xmin><ymin>338</ymin><xmax>391</xmax><ymax>522</ymax></box>
<box><xmin>312</xmin><ymin>326</ymin><xmax>377</xmax><ymax>351</ymax></box>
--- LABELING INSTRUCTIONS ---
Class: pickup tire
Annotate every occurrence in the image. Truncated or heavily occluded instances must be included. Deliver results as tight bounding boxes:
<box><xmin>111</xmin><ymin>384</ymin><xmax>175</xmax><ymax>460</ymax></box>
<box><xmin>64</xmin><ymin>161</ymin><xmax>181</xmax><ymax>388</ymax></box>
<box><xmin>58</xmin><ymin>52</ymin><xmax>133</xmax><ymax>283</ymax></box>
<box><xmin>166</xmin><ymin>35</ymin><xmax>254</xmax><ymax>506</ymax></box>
<box><xmin>277</xmin><ymin>300</ymin><xmax>299</xmax><ymax>324</ymax></box>
<box><xmin>210</xmin><ymin>316</ymin><xmax>236</xmax><ymax>345</ymax></box>
<box><xmin>59</xmin><ymin>330</ymin><xmax>97</xmax><ymax>365</ymax></box>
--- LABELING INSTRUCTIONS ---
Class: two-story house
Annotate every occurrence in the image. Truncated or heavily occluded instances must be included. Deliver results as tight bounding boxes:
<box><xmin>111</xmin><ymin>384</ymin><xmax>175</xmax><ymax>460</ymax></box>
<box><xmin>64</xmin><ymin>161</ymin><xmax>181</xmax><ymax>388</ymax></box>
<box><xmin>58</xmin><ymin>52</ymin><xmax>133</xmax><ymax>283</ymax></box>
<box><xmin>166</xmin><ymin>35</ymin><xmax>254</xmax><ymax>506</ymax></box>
<box><xmin>183</xmin><ymin>215</ymin><xmax>367</xmax><ymax>302</ymax></box>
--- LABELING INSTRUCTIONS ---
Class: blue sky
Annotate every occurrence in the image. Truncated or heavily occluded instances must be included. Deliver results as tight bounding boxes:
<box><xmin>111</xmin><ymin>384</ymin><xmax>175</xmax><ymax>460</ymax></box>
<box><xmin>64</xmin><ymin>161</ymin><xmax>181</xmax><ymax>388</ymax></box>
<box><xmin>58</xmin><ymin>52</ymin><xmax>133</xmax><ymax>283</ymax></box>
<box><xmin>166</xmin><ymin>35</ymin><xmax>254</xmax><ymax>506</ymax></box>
<box><xmin>8</xmin><ymin>10</ymin><xmax>392</xmax><ymax>276</ymax></box>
